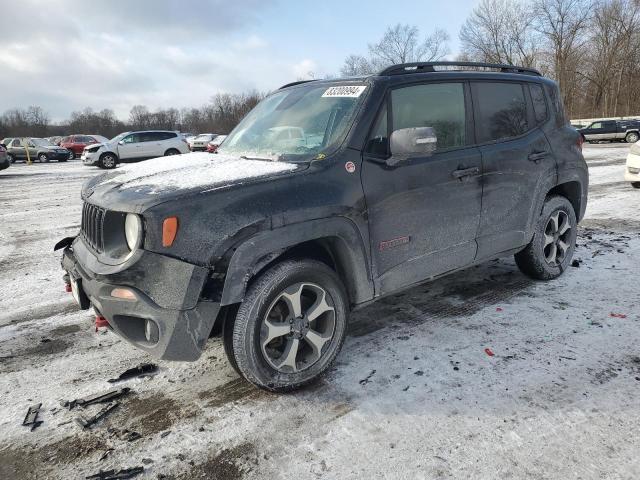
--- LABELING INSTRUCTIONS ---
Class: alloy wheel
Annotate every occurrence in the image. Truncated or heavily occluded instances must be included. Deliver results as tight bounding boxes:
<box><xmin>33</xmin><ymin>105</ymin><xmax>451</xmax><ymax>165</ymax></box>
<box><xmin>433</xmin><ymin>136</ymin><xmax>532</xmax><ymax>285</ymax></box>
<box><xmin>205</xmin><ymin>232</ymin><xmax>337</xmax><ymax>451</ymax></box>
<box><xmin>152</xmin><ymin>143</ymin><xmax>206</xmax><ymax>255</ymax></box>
<box><xmin>543</xmin><ymin>210</ymin><xmax>572</xmax><ymax>266</ymax></box>
<box><xmin>260</xmin><ymin>282</ymin><xmax>336</xmax><ymax>373</ymax></box>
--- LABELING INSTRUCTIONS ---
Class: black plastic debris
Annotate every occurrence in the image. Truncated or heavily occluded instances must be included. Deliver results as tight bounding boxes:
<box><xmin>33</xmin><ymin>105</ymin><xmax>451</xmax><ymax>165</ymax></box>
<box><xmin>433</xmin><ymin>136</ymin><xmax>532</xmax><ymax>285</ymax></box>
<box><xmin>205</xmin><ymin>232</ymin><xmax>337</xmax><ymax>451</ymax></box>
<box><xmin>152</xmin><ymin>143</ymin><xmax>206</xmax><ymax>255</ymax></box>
<box><xmin>23</xmin><ymin>403</ymin><xmax>43</xmax><ymax>431</ymax></box>
<box><xmin>62</xmin><ymin>387</ymin><xmax>131</xmax><ymax>410</ymax></box>
<box><xmin>107</xmin><ymin>364</ymin><xmax>158</xmax><ymax>383</ymax></box>
<box><xmin>86</xmin><ymin>466</ymin><xmax>144</xmax><ymax>480</ymax></box>
<box><xmin>76</xmin><ymin>402</ymin><xmax>119</xmax><ymax>429</ymax></box>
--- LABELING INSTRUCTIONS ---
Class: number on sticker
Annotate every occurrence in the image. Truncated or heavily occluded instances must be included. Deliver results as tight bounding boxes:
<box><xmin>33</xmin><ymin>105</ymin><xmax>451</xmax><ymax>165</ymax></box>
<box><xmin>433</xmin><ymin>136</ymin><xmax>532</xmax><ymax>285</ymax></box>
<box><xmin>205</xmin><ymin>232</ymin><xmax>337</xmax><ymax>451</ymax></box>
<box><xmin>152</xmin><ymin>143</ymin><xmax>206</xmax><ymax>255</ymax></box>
<box><xmin>322</xmin><ymin>86</ymin><xmax>367</xmax><ymax>98</ymax></box>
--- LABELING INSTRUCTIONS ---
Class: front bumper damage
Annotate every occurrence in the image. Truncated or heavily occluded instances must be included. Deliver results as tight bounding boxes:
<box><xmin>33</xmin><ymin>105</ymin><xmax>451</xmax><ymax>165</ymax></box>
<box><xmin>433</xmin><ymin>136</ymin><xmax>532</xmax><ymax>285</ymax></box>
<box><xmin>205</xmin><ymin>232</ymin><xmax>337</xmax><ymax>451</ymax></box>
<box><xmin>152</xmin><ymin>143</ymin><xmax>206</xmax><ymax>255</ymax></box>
<box><xmin>61</xmin><ymin>237</ymin><xmax>220</xmax><ymax>361</ymax></box>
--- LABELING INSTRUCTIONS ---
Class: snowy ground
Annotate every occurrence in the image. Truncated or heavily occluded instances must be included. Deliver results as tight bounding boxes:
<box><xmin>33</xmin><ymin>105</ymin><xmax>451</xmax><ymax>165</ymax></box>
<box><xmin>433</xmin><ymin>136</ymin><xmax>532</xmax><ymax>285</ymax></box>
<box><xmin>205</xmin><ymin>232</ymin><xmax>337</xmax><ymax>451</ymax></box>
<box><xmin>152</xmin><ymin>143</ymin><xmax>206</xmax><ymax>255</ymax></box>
<box><xmin>0</xmin><ymin>144</ymin><xmax>638</xmax><ymax>480</ymax></box>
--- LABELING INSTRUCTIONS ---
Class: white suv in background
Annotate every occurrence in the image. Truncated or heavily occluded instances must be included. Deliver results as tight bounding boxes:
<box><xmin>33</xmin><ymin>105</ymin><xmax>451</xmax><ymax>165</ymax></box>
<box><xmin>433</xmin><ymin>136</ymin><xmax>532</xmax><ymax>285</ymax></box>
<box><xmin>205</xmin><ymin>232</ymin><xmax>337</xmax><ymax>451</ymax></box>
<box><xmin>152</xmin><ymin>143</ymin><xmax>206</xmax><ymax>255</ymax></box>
<box><xmin>625</xmin><ymin>140</ymin><xmax>640</xmax><ymax>188</ymax></box>
<box><xmin>82</xmin><ymin>130</ymin><xmax>189</xmax><ymax>169</ymax></box>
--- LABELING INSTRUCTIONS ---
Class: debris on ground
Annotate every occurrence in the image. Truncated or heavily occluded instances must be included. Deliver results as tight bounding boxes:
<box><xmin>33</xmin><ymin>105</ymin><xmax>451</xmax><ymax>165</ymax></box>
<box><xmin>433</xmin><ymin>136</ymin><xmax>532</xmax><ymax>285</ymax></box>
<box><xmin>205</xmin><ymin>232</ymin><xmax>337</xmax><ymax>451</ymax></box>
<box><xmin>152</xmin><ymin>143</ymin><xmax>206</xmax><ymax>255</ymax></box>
<box><xmin>571</xmin><ymin>259</ymin><xmax>582</xmax><ymax>267</ymax></box>
<box><xmin>610</xmin><ymin>312</ymin><xmax>627</xmax><ymax>319</ymax></box>
<box><xmin>108</xmin><ymin>428</ymin><xmax>142</xmax><ymax>442</ymax></box>
<box><xmin>107</xmin><ymin>364</ymin><xmax>158</xmax><ymax>383</ymax></box>
<box><xmin>62</xmin><ymin>387</ymin><xmax>131</xmax><ymax>410</ymax></box>
<box><xmin>484</xmin><ymin>348</ymin><xmax>495</xmax><ymax>357</ymax></box>
<box><xmin>359</xmin><ymin>370</ymin><xmax>376</xmax><ymax>385</ymax></box>
<box><xmin>22</xmin><ymin>403</ymin><xmax>43</xmax><ymax>431</ymax></box>
<box><xmin>85</xmin><ymin>466</ymin><xmax>144</xmax><ymax>480</ymax></box>
<box><xmin>76</xmin><ymin>402</ymin><xmax>119</xmax><ymax>429</ymax></box>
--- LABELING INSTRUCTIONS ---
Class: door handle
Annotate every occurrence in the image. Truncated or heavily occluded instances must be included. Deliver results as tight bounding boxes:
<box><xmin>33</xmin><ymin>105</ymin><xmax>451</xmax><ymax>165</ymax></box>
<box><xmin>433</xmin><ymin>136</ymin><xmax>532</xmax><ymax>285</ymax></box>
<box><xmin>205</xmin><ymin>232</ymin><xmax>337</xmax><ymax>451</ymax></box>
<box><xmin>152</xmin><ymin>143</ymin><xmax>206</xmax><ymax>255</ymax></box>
<box><xmin>528</xmin><ymin>151</ymin><xmax>549</xmax><ymax>163</ymax></box>
<box><xmin>452</xmin><ymin>166</ymin><xmax>480</xmax><ymax>180</ymax></box>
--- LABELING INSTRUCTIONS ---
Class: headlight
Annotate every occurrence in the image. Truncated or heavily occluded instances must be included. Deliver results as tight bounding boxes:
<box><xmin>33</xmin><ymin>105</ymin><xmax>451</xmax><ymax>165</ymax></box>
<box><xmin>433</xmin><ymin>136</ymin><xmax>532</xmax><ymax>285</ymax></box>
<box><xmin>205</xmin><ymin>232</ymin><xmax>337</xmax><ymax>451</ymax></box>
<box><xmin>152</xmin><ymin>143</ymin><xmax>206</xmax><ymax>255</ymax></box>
<box><xmin>124</xmin><ymin>214</ymin><xmax>142</xmax><ymax>251</ymax></box>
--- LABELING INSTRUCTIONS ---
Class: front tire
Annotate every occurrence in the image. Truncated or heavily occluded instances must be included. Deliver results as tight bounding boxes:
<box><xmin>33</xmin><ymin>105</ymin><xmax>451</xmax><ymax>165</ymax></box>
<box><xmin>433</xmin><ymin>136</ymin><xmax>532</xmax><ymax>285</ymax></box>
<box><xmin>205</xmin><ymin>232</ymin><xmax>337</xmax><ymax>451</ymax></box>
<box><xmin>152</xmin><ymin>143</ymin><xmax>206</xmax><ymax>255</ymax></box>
<box><xmin>515</xmin><ymin>195</ymin><xmax>577</xmax><ymax>280</ymax></box>
<box><xmin>229</xmin><ymin>259</ymin><xmax>349</xmax><ymax>392</ymax></box>
<box><xmin>164</xmin><ymin>149</ymin><xmax>180</xmax><ymax>156</ymax></box>
<box><xmin>7</xmin><ymin>153</ymin><xmax>14</xmax><ymax>163</ymax></box>
<box><xmin>98</xmin><ymin>153</ymin><xmax>117</xmax><ymax>169</ymax></box>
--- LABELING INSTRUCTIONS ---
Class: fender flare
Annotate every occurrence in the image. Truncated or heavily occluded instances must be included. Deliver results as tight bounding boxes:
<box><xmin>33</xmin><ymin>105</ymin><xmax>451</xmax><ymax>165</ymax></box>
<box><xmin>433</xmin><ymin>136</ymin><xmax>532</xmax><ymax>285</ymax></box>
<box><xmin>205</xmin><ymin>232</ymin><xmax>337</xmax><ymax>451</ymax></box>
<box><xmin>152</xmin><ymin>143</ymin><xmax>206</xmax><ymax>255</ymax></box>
<box><xmin>219</xmin><ymin>217</ymin><xmax>373</xmax><ymax>307</ymax></box>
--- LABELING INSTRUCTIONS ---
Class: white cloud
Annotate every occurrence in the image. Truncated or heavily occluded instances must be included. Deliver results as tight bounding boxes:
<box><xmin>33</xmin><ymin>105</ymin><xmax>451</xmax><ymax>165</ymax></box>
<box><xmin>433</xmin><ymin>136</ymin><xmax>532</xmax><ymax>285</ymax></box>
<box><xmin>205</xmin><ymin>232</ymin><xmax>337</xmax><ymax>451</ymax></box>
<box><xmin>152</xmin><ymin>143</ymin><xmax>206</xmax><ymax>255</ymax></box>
<box><xmin>292</xmin><ymin>59</ymin><xmax>319</xmax><ymax>80</ymax></box>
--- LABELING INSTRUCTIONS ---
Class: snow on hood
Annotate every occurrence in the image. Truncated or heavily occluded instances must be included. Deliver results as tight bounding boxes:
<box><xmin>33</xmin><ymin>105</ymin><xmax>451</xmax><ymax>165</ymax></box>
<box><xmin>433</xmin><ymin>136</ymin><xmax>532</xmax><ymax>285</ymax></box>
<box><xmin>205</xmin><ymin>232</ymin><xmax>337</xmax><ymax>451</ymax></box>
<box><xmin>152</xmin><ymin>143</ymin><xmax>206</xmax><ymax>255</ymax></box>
<box><xmin>96</xmin><ymin>152</ymin><xmax>299</xmax><ymax>195</ymax></box>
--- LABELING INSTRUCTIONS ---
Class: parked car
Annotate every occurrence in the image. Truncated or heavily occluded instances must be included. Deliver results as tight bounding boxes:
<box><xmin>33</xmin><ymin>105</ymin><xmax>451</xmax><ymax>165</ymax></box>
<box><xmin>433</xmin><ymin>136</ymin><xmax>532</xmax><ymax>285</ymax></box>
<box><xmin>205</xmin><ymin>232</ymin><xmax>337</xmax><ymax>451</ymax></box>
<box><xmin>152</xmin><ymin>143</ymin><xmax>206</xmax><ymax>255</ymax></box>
<box><xmin>625</xmin><ymin>140</ymin><xmax>640</xmax><ymax>188</ymax></box>
<box><xmin>46</xmin><ymin>136</ymin><xmax>64</xmax><ymax>146</ymax></box>
<box><xmin>6</xmin><ymin>137</ymin><xmax>70</xmax><ymax>163</ymax></box>
<box><xmin>206</xmin><ymin>135</ymin><xmax>227</xmax><ymax>153</ymax></box>
<box><xmin>60</xmin><ymin>135</ymin><xmax>109</xmax><ymax>159</ymax></box>
<box><xmin>59</xmin><ymin>61</ymin><xmax>587</xmax><ymax>392</ymax></box>
<box><xmin>189</xmin><ymin>133</ymin><xmax>218</xmax><ymax>151</ymax></box>
<box><xmin>81</xmin><ymin>130</ymin><xmax>189</xmax><ymax>169</ymax></box>
<box><xmin>1</xmin><ymin>138</ymin><xmax>15</xmax><ymax>160</ymax></box>
<box><xmin>578</xmin><ymin>119</ymin><xmax>640</xmax><ymax>144</ymax></box>
<box><xmin>0</xmin><ymin>143</ymin><xmax>10</xmax><ymax>171</ymax></box>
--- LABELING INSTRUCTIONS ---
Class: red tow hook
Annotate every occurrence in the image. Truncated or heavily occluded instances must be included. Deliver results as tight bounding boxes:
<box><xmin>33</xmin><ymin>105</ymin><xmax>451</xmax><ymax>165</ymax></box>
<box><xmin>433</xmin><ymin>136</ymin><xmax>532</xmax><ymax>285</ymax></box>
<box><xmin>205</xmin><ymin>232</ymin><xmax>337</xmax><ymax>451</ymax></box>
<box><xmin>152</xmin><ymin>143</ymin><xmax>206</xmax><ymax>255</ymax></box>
<box><xmin>95</xmin><ymin>315</ymin><xmax>110</xmax><ymax>332</ymax></box>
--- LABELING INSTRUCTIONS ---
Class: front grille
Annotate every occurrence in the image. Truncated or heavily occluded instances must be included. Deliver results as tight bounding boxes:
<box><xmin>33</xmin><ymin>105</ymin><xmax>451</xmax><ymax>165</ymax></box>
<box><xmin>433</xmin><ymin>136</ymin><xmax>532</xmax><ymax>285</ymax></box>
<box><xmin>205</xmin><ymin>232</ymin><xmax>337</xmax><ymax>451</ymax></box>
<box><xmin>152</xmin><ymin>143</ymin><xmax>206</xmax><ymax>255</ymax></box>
<box><xmin>81</xmin><ymin>202</ymin><xmax>105</xmax><ymax>253</ymax></box>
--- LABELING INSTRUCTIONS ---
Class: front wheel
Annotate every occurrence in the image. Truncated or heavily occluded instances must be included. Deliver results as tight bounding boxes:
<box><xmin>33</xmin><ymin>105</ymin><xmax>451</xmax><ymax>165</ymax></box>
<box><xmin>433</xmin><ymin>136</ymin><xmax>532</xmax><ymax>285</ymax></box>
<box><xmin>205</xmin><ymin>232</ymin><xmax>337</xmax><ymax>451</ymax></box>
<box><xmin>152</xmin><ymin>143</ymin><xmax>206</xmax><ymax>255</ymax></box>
<box><xmin>625</xmin><ymin>132</ymin><xmax>640</xmax><ymax>144</ymax></box>
<box><xmin>38</xmin><ymin>153</ymin><xmax>49</xmax><ymax>163</ymax></box>
<box><xmin>68</xmin><ymin>151</ymin><xmax>75</xmax><ymax>160</ymax></box>
<box><xmin>7</xmin><ymin>153</ymin><xmax>14</xmax><ymax>163</ymax></box>
<box><xmin>164</xmin><ymin>149</ymin><xmax>180</xmax><ymax>156</ymax></box>
<box><xmin>98</xmin><ymin>153</ymin><xmax>117</xmax><ymax>169</ymax></box>
<box><xmin>228</xmin><ymin>259</ymin><xmax>349</xmax><ymax>392</ymax></box>
<box><xmin>515</xmin><ymin>195</ymin><xmax>577</xmax><ymax>280</ymax></box>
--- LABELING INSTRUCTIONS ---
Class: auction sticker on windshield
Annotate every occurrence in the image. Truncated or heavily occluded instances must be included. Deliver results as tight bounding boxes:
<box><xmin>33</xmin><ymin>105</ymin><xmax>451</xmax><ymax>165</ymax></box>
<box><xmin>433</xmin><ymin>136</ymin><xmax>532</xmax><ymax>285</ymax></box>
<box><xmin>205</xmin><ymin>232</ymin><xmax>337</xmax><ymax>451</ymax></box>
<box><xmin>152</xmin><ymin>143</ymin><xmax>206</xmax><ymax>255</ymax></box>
<box><xmin>322</xmin><ymin>86</ymin><xmax>367</xmax><ymax>98</ymax></box>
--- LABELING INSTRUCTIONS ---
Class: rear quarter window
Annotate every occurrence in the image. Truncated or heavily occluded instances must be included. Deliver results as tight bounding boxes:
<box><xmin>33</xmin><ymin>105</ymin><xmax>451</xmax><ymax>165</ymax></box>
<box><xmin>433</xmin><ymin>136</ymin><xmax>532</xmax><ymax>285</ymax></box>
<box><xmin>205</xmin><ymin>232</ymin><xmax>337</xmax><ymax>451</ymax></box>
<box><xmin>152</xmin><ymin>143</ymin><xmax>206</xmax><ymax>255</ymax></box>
<box><xmin>529</xmin><ymin>83</ymin><xmax>548</xmax><ymax>124</ymax></box>
<box><xmin>472</xmin><ymin>82</ymin><xmax>528</xmax><ymax>143</ymax></box>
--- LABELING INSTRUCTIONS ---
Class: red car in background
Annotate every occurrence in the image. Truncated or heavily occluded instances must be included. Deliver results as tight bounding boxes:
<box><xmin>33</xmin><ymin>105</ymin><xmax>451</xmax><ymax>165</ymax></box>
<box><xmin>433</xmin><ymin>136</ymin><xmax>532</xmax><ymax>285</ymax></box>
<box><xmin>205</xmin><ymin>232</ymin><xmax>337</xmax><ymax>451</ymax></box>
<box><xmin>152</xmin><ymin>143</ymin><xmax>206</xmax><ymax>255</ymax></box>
<box><xmin>60</xmin><ymin>134</ymin><xmax>108</xmax><ymax>159</ymax></box>
<box><xmin>206</xmin><ymin>135</ymin><xmax>227</xmax><ymax>153</ymax></box>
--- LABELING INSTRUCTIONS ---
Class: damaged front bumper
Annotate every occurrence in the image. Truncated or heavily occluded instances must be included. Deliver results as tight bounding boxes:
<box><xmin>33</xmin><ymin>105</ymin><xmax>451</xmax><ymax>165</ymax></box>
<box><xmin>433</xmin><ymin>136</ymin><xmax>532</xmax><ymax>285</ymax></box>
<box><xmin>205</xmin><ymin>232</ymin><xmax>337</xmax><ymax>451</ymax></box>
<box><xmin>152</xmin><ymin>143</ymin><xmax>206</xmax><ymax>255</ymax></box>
<box><xmin>61</xmin><ymin>237</ymin><xmax>220</xmax><ymax>361</ymax></box>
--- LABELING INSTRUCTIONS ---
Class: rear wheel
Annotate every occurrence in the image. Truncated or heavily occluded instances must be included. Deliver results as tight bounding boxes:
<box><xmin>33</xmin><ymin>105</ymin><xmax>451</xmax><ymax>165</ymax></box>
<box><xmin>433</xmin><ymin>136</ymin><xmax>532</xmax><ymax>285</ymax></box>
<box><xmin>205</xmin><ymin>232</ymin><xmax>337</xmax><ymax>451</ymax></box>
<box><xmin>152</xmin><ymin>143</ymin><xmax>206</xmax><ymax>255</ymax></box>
<box><xmin>38</xmin><ymin>153</ymin><xmax>49</xmax><ymax>163</ymax></box>
<box><xmin>515</xmin><ymin>195</ymin><xmax>577</xmax><ymax>280</ymax></box>
<box><xmin>625</xmin><ymin>131</ymin><xmax>639</xmax><ymax>143</ymax></box>
<box><xmin>7</xmin><ymin>153</ymin><xmax>14</xmax><ymax>163</ymax></box>
<box><xmin>228</xmin><ymin>259</ymin><xmax>348</xmax><ymax>392</ymax></box>
<box><xmin>99</xmin><ymin>153</ymin><xmax>117</xmax><ymax>169</ymax></box>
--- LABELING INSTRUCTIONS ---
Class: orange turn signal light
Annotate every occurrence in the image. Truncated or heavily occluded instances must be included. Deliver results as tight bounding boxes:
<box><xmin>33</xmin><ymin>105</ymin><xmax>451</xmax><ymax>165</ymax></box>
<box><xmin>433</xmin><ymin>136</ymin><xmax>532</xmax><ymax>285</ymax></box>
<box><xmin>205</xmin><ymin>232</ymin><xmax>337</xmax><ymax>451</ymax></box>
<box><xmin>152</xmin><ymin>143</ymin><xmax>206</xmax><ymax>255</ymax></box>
<box><xmin>111</xmin><ymin>287</ymin><xmax>137</xmax><ymax>301</ymax></box>
<box><xmin>162</xmin><ymin>216</ymin><xmax>179</xmax><ymax>247</ymax></box>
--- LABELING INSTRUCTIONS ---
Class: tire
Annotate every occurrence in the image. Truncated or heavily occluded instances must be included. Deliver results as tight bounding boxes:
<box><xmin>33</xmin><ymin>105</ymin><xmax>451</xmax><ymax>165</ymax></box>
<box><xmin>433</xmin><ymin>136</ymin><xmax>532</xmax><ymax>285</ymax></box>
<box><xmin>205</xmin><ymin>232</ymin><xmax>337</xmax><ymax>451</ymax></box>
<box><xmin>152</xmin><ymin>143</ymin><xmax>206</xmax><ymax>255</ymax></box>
<box><xmin>625</xmin><ymin>132</ymin><xmax>639</xmax><ymax>144</ymax></box>
<box><xmin>7</xmin><ymin>153</ymin><xmax>14</xmax><ymax>163</ymax></box>
<box><xmin>229</xmin><ymin>259</ymin><xmax>349</xmax><ymax>392</ymax></box>
<box><xmin>68</xmin><ymin>151</ymin><xmax>75</xmax><ymax>160</ymax></box>
<box><xmin>632</xmin><ymin>182</ymin><xmax>640</xmax><ymax>189</ymax></box>
<box><xmin>38</xmin><ymin>153</ymin><xmax>49</xmax><ymax>163</ymax></box>
<box><xmin>164</xmin><ymin>149</ymin><xmax>180</xmax><ymax>156</ymax></box>
<box><xmin>515</xmin><ymin>195</ymin><xmax>577</xmax><ymax>280</ymax></box>
<box><xmin>98</xmin><ymin>153</ymin><xmax>117</xmax><ymax>169</ymax></box>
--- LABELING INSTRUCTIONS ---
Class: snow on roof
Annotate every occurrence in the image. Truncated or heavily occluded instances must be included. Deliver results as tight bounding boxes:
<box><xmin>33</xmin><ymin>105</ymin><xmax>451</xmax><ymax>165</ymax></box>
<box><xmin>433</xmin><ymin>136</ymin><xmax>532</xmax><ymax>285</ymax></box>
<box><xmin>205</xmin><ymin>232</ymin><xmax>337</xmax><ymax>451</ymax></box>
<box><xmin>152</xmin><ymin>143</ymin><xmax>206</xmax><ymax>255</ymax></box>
<box><xmin>98</xmin><ymin>152</ymin><xmax>298</xmax><ymax>194</ymax></box>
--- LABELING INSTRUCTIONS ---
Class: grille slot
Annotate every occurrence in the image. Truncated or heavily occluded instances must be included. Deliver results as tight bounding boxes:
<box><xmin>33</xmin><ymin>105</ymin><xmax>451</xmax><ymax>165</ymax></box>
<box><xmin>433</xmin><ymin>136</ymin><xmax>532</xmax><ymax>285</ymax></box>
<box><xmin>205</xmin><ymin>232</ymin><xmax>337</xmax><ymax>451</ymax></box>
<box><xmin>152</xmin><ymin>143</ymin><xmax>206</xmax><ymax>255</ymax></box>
<box><xmin>81</xmin><ymin>202</ymin><xmax>106</xmax><ymax>253</ymax></box>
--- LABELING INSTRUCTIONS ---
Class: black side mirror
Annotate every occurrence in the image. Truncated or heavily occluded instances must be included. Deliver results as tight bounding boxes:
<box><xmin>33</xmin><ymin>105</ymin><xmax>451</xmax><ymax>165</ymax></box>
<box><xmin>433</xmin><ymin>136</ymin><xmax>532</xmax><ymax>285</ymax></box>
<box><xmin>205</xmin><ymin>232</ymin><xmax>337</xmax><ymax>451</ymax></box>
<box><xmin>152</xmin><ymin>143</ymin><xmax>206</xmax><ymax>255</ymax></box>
<box><xmin>388</xmin><ymin>127</ymin><xmax>437</xmax><ymax>166</ymax></box>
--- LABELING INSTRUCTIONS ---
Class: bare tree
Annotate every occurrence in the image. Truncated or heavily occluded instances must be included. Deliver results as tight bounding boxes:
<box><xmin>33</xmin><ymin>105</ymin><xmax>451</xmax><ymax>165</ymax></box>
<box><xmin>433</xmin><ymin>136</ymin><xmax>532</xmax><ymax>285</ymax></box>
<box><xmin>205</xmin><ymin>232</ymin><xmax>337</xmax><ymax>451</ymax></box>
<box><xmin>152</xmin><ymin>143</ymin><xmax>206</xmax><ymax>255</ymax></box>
<box><xmin>341</xmin><ymin>24</ymin><xmax>450</xmax><ymax>76</ymax></box>
<box><xmin>460</xmin><ymin>0</ymin><xmax>539</xmax><ymax>67</ymax></box>
<box><xmin>534</xmin><ymin>0</ymin><xmax>592</xmax><ymax>115</ymax></box>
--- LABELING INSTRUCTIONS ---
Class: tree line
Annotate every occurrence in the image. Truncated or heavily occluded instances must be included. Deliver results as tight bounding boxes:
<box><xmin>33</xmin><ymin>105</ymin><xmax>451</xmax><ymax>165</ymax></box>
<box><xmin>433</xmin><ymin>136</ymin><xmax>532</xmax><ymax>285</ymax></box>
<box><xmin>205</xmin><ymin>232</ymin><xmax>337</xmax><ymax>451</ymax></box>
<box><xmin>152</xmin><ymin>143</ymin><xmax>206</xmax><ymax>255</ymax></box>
<box><xmin>0</xmin><ymin>92</ymin><xmax>263</xmax><ymax>139</ymax></box>
<box><xmin>342</xmin><ymin>0</ymin><xmax>640</xmax><ymax>120</ymax></box>
<box><xmin>3</xmin><ymin>0</ymin><xmax>638</xmax><ymax>140</ymax></box>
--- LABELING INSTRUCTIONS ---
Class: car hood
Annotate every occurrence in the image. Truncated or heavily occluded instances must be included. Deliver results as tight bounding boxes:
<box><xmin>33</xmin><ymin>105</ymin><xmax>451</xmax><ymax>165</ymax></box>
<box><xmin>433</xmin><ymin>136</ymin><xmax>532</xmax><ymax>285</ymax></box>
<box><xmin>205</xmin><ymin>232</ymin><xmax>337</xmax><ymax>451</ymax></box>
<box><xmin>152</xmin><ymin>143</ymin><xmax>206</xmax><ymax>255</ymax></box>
<box><xmin>82</xmin><ymin>152</ymin><xmax>305</xmax><ymax>212</ymax></box>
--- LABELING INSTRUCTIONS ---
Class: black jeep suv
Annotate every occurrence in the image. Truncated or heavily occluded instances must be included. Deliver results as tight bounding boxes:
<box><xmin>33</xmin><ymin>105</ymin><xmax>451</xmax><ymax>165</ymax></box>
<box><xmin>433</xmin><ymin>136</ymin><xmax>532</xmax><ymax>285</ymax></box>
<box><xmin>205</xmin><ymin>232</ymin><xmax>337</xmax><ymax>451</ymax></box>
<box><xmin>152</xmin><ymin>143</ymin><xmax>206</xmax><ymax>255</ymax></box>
<box><xmin>59</xmin><ymin>62</ymin><xmax>588</xmax><ymax>391</ymax></box>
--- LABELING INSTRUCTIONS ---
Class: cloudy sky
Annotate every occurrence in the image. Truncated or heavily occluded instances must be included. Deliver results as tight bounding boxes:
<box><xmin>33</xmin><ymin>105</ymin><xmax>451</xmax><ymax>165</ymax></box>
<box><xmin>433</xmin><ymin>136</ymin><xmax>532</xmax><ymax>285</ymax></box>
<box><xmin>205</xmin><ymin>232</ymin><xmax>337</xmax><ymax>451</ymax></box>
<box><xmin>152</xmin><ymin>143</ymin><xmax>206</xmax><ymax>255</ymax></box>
<box><xmin>0</xmin><ymin>0</ymin><xmax>477</xmax><ymax>121</ymax></box>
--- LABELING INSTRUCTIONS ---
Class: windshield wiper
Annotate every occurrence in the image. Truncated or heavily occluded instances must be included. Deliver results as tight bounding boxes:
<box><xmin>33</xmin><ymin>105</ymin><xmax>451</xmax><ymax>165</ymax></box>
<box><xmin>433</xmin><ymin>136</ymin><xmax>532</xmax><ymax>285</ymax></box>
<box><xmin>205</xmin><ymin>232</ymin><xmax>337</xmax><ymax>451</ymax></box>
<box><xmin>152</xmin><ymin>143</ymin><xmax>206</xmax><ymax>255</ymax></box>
<box><xmin>239</xmin><ymin>154</ymin><xmax>279</xmax><ymax>162</ymax></box>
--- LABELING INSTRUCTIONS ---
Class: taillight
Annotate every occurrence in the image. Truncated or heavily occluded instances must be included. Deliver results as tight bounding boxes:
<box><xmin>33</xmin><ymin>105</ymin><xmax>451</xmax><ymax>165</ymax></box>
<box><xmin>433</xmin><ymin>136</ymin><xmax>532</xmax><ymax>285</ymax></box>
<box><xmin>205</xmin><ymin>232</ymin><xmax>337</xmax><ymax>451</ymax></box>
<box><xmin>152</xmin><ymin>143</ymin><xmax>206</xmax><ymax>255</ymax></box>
<box><xmin>577</xmin><ymin>135</ymin><xmax>584</xmax><ymax>151</ymax></box>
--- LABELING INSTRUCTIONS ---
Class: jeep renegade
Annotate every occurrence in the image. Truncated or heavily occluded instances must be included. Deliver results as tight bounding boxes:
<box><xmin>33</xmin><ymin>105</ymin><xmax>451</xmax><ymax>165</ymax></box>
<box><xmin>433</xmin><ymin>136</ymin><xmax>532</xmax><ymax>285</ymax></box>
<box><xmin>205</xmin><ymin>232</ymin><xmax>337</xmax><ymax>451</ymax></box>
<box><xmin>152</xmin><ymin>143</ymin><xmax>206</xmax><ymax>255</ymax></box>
<box><xmin>58</xmin><ymin>62</ymin><xmax>588</xmax><ymax>391</ymax></box>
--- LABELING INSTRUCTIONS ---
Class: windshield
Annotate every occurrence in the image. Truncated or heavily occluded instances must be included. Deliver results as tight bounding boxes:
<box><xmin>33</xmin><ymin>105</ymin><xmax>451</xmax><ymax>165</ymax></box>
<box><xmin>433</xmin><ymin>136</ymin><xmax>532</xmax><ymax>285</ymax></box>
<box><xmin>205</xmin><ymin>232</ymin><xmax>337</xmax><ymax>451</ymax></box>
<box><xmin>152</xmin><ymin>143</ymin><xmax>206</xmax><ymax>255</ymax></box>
<box><xmin>32</xmin><ymin>138</ymin><xmax>51</xmax><ymax>147</ymax></box>
<box><xmin>219</xmin><ymin>83</ymin><xmax>367</xmax><ymax>161</ymax></box>
<box><xmin>195</xmin><ymin>134</ymin><xmax>213</xmax><ymax>141</ymax></box>
<box><xmin>110</xmin><ymin>132</ymin><xmax>129</xmax><ymax>142</ymax></box>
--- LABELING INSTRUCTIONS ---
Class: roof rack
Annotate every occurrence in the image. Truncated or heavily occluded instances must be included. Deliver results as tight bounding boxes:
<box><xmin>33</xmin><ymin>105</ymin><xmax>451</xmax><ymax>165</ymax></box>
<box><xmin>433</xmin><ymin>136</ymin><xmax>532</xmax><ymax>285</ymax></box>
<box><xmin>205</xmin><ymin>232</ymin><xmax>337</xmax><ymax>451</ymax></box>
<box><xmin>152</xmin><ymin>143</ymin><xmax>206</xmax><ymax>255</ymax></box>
<box><xmin>279</xmin><ymin>79</ymin><xmax>318</xmax><ymax>90</ymax></box>
<box><xmin>379</xmin><ymin>61</ymin><xmax>541</xmax><ymax>77</ymax></box>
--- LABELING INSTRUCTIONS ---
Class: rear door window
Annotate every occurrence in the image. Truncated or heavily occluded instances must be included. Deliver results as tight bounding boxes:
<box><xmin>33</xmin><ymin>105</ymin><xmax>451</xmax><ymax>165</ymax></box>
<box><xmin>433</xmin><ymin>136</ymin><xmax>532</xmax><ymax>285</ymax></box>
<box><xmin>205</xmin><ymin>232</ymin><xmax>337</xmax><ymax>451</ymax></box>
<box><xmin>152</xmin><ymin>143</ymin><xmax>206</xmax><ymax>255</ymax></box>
<box><xmin>472</xmin><ymin>82</ymin><xmax>529</xmax><ymax>143</ymax></box>
<box><xmin>391</xmin><ymin>82</ymin><xmax>466</xmax><ymax>151</ymax></box>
